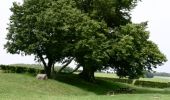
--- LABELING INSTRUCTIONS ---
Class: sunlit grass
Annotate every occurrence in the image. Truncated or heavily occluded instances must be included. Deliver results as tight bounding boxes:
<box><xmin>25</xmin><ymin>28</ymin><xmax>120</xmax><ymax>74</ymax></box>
<box><xmin>95</xmin><ymin>72</ymin><xmax>170</xmax><ymax>82</ymax></box>
<box><xmin>1</xmin><ymin>71</ymin><xmax>170</xmax><ymax>100</ymax></box>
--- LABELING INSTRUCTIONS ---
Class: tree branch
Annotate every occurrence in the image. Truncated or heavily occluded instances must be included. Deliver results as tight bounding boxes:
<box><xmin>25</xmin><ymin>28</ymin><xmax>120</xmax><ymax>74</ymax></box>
<box><xmin>36</xmin><ymin>50</ymin><xmax>47</xmax><ymax>68</ymax></box>
<box><xmin>69</xmin><ymin>64</ymin><xmax>81</xmax><ymax>74</ymax></box>
<box><xmin>58</xmin><ymin>57</ymin><xmax>74</xmax><ymax>73</ymax></box>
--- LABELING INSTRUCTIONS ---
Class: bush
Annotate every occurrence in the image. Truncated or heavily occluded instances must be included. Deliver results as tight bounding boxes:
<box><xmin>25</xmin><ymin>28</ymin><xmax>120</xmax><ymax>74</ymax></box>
<box><xmin>0</xmin><ymin>65</ymin><xmax>43</xmax><ymax>75</ymax></box>
<box><xmin>134</xmin><ymin>80</ymin><xmax>170</xmax><ymax>88</ymax></box>
<box><xmin>16</xmin><ymin>67</ymin><xmax>27</xmax><ymax>73</ymax></box>
<box><xmin>112</xmin><ymin>78</ymin><xmax>133</xmax><ymax>84</ymax></box>
<box><xmin>103</xmin><ymin>77</ymin><xmax>133</xmax><ymax>84</ymax></box>
<box><xmin>0</xmin><ymin>65</ymin><xmax>74</xmax><ymax>75</ymax></box>
<box><xmin>62</xmin><ymin>67</ymin><xmax>74</xmax><ymax>73</ymax></box>
<box><xmin>54</xmin><ymin>66</ymin><xmax>74</xmax><ymax>73</ymax></box>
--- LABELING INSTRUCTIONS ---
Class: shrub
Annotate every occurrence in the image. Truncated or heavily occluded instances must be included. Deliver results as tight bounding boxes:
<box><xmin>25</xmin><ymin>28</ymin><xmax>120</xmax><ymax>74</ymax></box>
<box><xmin>15</xmin><ymin>67</ymin><xmax>27</xmax><ymax>73</ymax></box>
<box><xmin>134</xmin><ymin>80</ymin><xmax>169</xmax><ymax>88</ymax></box>
<box><xmin>27</xmin><ymin>68</ymin><xmax>36</xmax><ymax>74</ymax></box>
<box><xmin>0</xmin><ymin>65</ymin><xmax>43</xmax><ymax>75</ymax></box>
<box><xmin>112</xmin><ymin>78</ymin><xmax>133</xmax><ymax>84</ymax></box>
<box><xmin>54</xmin><ymin>66</ymin><xmax>74</xmax><ymax>73</ymax></box>
<box><xmin>62</xmin><ymin>67</ymin><xmax>74</xmax><ymax>73</ymax></box>
<box><xmin>103</xmin><ymin>77</ymin><xmax>133</xmax><ymax>84</ymax></box>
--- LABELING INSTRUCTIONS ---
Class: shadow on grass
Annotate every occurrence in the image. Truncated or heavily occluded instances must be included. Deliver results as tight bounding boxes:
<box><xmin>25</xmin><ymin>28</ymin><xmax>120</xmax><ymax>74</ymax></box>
<box><xmin>53</xmin><ymin>73</ymin><xmax>128</xmax><ymax>95</ymax></box>
<box><xmin>52</xmin><ymin>73</ymin><xmax>170</xmax><ymax>95</ymax></box>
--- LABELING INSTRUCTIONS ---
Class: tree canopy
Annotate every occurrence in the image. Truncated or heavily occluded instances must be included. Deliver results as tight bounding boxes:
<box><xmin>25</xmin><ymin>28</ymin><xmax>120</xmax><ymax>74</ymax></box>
<box><xmin>5</xmin><ymin>0</ymin><xmax>167</xmax><ymax>81</ymax></box>
<box><xmin>107</xmin><ymin>23</ymin><xmax>166</xmax><ymax>79</ymax></box>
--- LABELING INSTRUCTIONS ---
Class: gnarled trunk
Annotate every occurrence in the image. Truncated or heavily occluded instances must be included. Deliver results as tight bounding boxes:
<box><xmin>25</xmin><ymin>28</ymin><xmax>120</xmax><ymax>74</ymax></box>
<box><xmin>37</xmin><ymin>50</ymin><xmax>54</xmax><ymax>78</ymax></box>
<box><xmin>45</xmin><ymin>66</ymin><xmax>52</xmax><ymax>78</ymax></box>
<box><xmin>79</xmin><ymin>67</ymin><xmax>95</xmax><ymax>82</ymax></box>
<box><xmin>45</xmin><ymin>59</ymin><xmax>53</xmax><ymax>78</ymax></box>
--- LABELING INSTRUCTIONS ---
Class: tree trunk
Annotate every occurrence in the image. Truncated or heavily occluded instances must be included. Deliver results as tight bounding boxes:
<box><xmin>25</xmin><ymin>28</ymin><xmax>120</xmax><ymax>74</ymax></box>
<box><xmin>52</xmin><ymin>64</ymin><xmax>55</xmax><ymax>74</ymax></box>
<box><xmin>45</xmin><ymin>60</ymin><xmax>54</xmax><ymax>78</ymax></box>
<box><xmin>36</xmin><ymin>50</ymin><xmax>53</xmax><ymax>78</ymax></box>
<box><xmin>79</xmin><ymin>67</ymin><xmax>95</xmax><ymax>82</ymax></box>
<box><xmin>45</xmin><ymin>66</ymin><xmax>51</xmax><ymax>78</ymax></box>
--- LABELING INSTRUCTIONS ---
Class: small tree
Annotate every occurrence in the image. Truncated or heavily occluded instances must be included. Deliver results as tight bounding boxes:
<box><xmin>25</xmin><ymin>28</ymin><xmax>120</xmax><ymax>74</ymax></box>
<box><xmin>107</xmin><ymin>23</ymin><xmax>167</xmax><ymax>79</ymax></box>
<box><xmin>144</xmin><ymin>71</ymin><xmax>154</xmax><ymax>78</ymax></box>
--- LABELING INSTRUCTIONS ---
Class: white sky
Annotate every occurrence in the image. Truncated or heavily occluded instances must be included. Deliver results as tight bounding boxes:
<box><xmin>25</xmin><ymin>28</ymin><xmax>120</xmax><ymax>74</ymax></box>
<box><xmin>131</xmin><ymin>0</ymin><xmax>170</xmax><ymax>72</ymax></box>
<box><xmin>0</xmin><ymin>0</ymin><xmax>170</xmax><ymax>72</ymax></box>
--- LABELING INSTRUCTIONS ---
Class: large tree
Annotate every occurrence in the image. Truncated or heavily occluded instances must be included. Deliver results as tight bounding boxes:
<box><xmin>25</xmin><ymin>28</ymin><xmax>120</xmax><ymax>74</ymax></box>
<box><xmin>5</xmin><ymin>0</ymin><xmax>167</xmax><ymax>81</ymax></box>
<box><xmin>74</xmin><ymin>22</ymin><xmax>167</xmax><ymax>81</ymax></box>
<box><xmin>73</xmin><ymin>0</ymin><xmax>167</xmax><ymax>81</ymax></box>
<box><xmin>5</xmin><ymin>0</ymin><xmax>107</xmax><ymax>78</ymax></box>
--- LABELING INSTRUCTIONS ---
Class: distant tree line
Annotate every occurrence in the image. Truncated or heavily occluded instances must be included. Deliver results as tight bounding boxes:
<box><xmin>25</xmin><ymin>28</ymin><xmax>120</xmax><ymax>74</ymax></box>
<box><xmin>144</xmin><ymin>71</ymin><xmax>170</xmax><ymax>78</ymax></box>
<box><xmin>153</xmin><ymin>72</ymin><xmax>170</xmax><ymax>77</ymax></box>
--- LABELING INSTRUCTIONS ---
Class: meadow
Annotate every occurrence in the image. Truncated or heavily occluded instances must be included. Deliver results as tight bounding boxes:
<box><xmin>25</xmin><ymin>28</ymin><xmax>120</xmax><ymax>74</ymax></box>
<box><xmin>1</xmin><ymin>69</ymin><xmax>170</xmax><ymax>100</ymax></box>
<box><xmin>95</xmin><ymin>72</ymin><xmax>170</xmax><ymax>83</ymax></box>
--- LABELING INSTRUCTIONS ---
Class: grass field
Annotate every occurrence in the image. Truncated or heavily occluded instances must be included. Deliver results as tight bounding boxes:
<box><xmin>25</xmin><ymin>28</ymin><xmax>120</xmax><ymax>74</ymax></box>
<box><xmin>139</xmin><ymin>76</ymin><xmax>170</xmax><ymax>82</ymax></box>
<box><xmin>95</xmin><ymin>72</ymin><xmax>170</xmax><ymax>82</ymax></box>
<box><xmin>95</xmin><ymin>72</ymin><xmax>118</xmax><ymax>78</ymax></box>
<box><xmin>1</xmin><ymin>71</ymin><xmax>170</xmax><ymax>100</ymax></box>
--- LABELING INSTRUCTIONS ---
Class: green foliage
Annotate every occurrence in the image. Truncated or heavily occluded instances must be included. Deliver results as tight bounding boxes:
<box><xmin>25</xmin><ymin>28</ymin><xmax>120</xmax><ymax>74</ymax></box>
<box><xmin>0</xmin><ymin>65</ymin><xmax>43</xmax><ymax>75</ymax></box>
<box><xmin>96</xmin><ymin>73</ymin><xmax>170</xmax><ymax>88</ymax></box>
<box><xmin>102</xmin><ymin>77</ymin><xmax>133</xmax><ymax>84</ymax></box>
<box><xmin>0</xmin><ymin>64</ymin><xmax>75</xmax><ymax>75</ymax></box>
<box><xmin>10</xmin><ymin>64</ymin><xmax>43</xmax><ymax>69</ymax></box>
<box><xmin>73</xmin><ymin>1</ymin><xmax>167</xmax><ymax>80</ymax></box>
<box><xmin>5</xmin><ymin>0</ymin><xmax>167</xmax><ymax>80</ymax></box>
<box><xmin>134</xmin><ymin>80</ymin><xmax>170</xmax><ymax>88</ymax></box>
<box><xmin>5</xmin><ymin>0</ymin><xmax>109</xmax><ymax>78</ymax></box>
<box><xmin>61</xmin><ymin>67</ymin><xmax>74</xmax><ymax>73</ymax></box>
<box><xmin>1</xmin><ymin>72</ymin><xmax>170</xmax><ymax>100</ymax></box>
<box><xmin>107</xmin><ymin>23</ymin><xmax>167</xmax><ymax>79</ymax></box>
<box><xmin>153</xmin><ymin>72</ymin><xmax>170</xmax><ymax>77</ymax></box>
<box><xmin>75</xmin><ymin>0</ymin><xmax>141</xmax><ymax>27</ymax></box>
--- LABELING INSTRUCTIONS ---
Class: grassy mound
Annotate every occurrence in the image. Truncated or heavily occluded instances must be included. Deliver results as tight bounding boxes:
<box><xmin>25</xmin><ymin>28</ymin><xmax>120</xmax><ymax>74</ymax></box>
<box><xmin>0</xmin><ymin>71</ymin><xmax>170</xmax><ymax>100</ymax></box>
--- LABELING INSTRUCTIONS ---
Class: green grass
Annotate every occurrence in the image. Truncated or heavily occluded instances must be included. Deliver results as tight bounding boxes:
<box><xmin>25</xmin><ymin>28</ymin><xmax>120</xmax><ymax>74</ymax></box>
<box><xmin>8</xmin><ymin>64</ymin><xmax>73</xmax><ymax>72</ymax></box>
<box><xmin>2</xmin><ymin>94</ymin><xmax>170</xmax><ymax>100</ymax></box>
<box><xmin>1</xmin><ymin>71</ymin><xmax>170</xmax><ymax>100</ymax></box>
<box><xmin>95</xmin><ymin>72</ymin><xmax>118</xmax><ymax>78</ymax></box>
<box><xmin>139</xmin><ymin>76</ymin><xmax>170</xmax><ymax>82</ymax></box>
<box><xmin>9</xmin><ymin>64</ymin><xmax>43</xmax><ymax>69</ymax></box>
<box><xmin>95</xmin><ymin>72</ymin><xmax>170</xmax><ymax>82</ymax></box>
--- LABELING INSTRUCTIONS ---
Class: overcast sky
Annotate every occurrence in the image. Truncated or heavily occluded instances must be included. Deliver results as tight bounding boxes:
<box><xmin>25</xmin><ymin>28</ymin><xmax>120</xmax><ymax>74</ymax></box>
<box><xmin>0</xmin><ymin>0</ymin><xmax>170</xmax><ymax>72</ymax></box>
